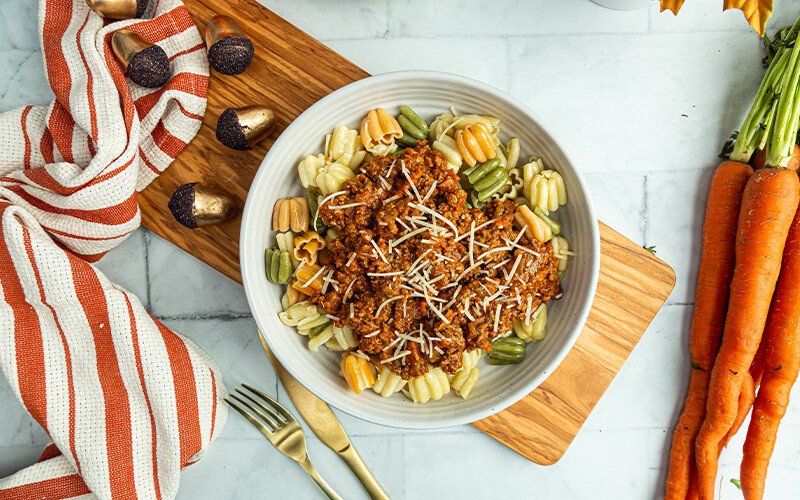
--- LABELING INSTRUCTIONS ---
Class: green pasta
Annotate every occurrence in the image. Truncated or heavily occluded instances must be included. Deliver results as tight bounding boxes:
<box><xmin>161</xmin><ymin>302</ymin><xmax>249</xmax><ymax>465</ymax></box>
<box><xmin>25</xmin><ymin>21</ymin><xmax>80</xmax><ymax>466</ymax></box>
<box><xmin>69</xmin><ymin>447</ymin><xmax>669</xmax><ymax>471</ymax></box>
<box><xmin>306</xmin><ymin>187</ymin><xmax>327</xmax><ymax>233</ymax></box>
<box><xmin>461</xmin><ymin>158</ymin><xmax>509</xmax><ymax>202</ymax></box>
<box><xmin>488</xmin><ymin>337</ymin><xmax>526</xmax><ymax>365</ymax></box>
<box><xmin>534</xmin><ymin>206</ymin><xmax>561</xmax><ymax>235</ymax></box>
<box><xmin>398</xmin><ymin>105</ymin><xmax>429</xmax><ymax>139</ymax></box>
<box><xmin>265</xmin><ymin>248</ymin><xmax>293</xmax><ymax>284</ymax></box>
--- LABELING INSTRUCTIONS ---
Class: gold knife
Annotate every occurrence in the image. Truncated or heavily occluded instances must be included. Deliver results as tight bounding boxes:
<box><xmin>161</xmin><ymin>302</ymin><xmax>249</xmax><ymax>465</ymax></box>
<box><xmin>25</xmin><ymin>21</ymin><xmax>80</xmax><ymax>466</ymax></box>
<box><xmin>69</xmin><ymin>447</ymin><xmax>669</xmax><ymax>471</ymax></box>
<box><xmin>258</xmin><ymin>331</ymin><xmax>390</xmax><ymax>500</ymax></box>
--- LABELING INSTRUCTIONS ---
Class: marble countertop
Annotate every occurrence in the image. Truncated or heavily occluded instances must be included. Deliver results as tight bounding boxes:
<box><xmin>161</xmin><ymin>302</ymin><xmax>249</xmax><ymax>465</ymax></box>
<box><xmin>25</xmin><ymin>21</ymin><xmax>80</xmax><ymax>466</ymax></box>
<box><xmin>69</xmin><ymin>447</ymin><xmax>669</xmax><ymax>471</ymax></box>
<box><xmin>2</xmin><ymin>0</ymin><xmax>800</xmax><ymax>498</ymax></box>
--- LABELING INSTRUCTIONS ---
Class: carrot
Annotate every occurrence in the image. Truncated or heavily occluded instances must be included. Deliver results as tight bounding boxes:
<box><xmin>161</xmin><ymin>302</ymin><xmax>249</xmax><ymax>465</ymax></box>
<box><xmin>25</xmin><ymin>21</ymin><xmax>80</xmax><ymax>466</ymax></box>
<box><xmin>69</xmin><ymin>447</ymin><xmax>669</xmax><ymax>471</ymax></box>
<box><xmin>721</xmin><ymin>372</ymin><xmax>754</xmax><ymax>448</ymax></box>
<box><xmin>740</xmin><ymin>199</ymin><xmax>800</xmax><ymax>500</ymax></box>
<box><xmin>664</xmin><ymin>161</ymin><xmax>753</xmax><ymax>500</ymax></box>
<box><xmin>694</xmin><ymin>167</ymin><xmax>800</xmax><ymax>500</ymax></box>
<box><xmin>751</xmin><ymin>145</ymin><xmax>800</xmax><ymax>171</ymax></box>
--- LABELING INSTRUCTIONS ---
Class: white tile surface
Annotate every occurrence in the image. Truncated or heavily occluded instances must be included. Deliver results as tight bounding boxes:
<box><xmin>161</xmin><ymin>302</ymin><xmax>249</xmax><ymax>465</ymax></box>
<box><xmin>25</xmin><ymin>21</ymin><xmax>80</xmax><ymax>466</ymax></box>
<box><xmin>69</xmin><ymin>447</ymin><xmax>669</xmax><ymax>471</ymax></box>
<box><xmin>1</xmin><ymin>0</ymin><xmax>799</xmax><ymax>498</ymax></box>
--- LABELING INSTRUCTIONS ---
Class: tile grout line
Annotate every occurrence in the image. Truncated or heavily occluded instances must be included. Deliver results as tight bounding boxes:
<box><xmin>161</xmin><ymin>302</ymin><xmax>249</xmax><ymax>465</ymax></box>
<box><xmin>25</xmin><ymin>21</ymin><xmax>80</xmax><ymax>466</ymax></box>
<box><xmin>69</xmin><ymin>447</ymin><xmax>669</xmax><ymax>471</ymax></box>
<box><xmin>154</xmin><ymin>312</ymin><xmax>253</xmax><ymax>322</ymax></box>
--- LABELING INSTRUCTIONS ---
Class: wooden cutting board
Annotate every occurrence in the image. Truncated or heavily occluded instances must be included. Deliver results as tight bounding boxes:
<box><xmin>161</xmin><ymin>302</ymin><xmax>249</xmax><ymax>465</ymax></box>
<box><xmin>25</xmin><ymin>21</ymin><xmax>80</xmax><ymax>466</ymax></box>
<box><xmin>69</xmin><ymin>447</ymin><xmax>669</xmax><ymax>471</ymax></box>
<box><xmin>139</xmin><ymin>0</ymin><xmax>676</xmax><ymax>465</ymax></box>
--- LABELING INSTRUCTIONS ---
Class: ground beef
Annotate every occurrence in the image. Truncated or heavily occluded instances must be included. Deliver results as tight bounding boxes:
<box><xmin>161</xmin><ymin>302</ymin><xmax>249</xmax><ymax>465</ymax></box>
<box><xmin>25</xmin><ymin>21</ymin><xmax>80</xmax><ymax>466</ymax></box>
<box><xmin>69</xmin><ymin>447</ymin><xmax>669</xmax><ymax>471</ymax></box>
<box><xmin>310</xmin><ymin>142</ymin><xmax>561</xmax><ymax>379</ymax></box>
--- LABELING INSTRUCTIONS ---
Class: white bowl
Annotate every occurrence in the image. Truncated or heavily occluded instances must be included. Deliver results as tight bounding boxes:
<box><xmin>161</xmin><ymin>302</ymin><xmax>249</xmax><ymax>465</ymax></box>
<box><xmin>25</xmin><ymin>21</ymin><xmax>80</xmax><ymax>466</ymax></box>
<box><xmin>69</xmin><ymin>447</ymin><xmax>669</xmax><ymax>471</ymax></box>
<box><xmin>241</xmin><ymin>71</ymin><xmax>600</xmax><ymax>429</ymax></box>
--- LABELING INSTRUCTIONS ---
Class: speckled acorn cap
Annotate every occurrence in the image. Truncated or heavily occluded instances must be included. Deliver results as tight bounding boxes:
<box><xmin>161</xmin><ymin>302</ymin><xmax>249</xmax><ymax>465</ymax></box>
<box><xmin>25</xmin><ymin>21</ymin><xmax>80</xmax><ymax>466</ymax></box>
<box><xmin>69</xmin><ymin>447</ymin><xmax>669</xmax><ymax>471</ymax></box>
<box><xmin>111</xmin><ymin>30</ymin><xmax>171</xmax><ymax>88</ymax></box>
<box><xmin>205</xmin><ymin>15</ymin><xmax>254</xmax><ymax>75</ymax></box>
<box><xmin>86</xmin><ymin>0</ymin><xmax>148</xmax><ymax>20</ymax></box>
<box><xmin>168</xmin><ymin>183</ymin><xmax>237</xmax><ymax>229</ymax></box>
<box><xmin>216</xmin><ymin>106</ymin><xmax>276</xmax><ymax>150</ymax></box>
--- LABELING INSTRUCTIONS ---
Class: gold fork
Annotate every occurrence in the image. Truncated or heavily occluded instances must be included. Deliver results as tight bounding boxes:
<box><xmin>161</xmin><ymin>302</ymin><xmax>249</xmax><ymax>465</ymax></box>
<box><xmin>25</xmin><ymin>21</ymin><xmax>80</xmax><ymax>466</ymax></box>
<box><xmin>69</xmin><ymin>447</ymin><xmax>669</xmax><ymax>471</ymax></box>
<box><xmin>225</xmin><ymin>384</ymin><xmax>343</xmax><ymax>500</ymax></box>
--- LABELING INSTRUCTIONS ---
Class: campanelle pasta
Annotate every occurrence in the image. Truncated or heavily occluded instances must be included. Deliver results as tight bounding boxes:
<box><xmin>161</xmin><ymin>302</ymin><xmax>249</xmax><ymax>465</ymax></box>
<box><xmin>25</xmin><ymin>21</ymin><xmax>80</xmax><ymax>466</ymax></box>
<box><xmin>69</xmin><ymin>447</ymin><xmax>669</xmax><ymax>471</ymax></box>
<box><xmin>266</xmin><ymin>106</ymin><xmax>572</xmax><ymax>403</ymax></box>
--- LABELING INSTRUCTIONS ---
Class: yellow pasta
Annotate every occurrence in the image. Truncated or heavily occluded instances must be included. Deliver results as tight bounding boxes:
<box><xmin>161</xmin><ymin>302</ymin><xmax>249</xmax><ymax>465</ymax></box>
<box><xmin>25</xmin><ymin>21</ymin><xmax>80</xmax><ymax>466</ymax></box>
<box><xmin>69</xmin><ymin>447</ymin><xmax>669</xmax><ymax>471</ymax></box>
<box><xmin>325</xmin><ymin>125</ymin><xmax>366</xmax><ymax>170</ymax></box>
<box><xmin>272</xmin><ymin>197</ymin><xmax>310</xmax><ymax>233</ymax></box>
<box><xmin>280</xmin><ymin>286</ymin><xmax>307</xmax><ymax>310</ymax></box>
<box><xmin>450</xmin><ymin>366</ymin><xmax>479</xmax><ymax>399</ymax></box>
<box><xmin>315</xmin><ymin>162</ymin><xmax>356</xmax><ymax>195</ymax></box>
<box><xmin>372</xmin><ymin>366</ymin><xmax>407</xmax><ymax>397</ymax></box>
<box><xmin>340</xmin><ymin>353</ymin><xmax>375</xmax><ymax>394</ymax></box>
<box><xmin>503</xmin><ymin>137</ymin><xmax>520</xmax><ymax>170</ymax></box>
<box><xmin>298</xmin><ymin>153</ymin><xmax>327</xmax><ymax>188</ymax></box>
<box><xmin>360</xmin><ymin>108</ymin><xmax>402</xmax><ymax>150</ymax></box>
<box><xmin>524</xmin><ymin>169</ymin><xmax>567</xmax><ymax>213</ymax></box>
<box><xmin>276</xmin><ymin>231</ymin><xmax>299</xmax><ymax>269</ymax></box>
<box><xmin>432</xmin><ymin>135</ymin><xmax>462</xmax><ymax>168</ymax></box>
<box><xmin>514</xmin><ymin>204</ymin><xmax>552</xmax><ymax>242</ymax></box>
<box><xmin>292</xmin><ymin>263</ymin><xmax>326</xmax><ymax>295</ymax></box>
<box><xmin>455</xmin><ymin>123</ymin><xmax>497</xmax><ymax>167</ymax></box>
<box><xmin>405</xmin><ymin>367</ymin><xmax>451</xmax><ymax>403</ymax></box>
<box><xmin>429</xmin><ymin>112</ymin><xmax>456</xmax><ymax>141</ymax></box>
<box><xmin>498</xmin><ymin>167</ymin><xmax>523</xmax><ymax>201</ymax></box>
<box><xmin>324</xmin><ymin>325</ymin><xmax>358</xmax><ymax>352</ymax></box>
<box><xmin>293</xmin><ymin>231</ymin><xmax>326</xmax><ymax>266</ymax></box>
<box><xmin>551</xmin><ymin>236</ymin><xmax>570</xmax><ymax>273</ymax></box>
<box><xmin>513</xmin><ymin>303</ymin><xmax>547</xmax><ymax>342</ymax></box>
<box><xmin>461</xmin><ymin>349</ymin><xmax>484</xmax><ymax>371</ymax></box>
<box><xmin>452</xmin><ymin>114</ymin><xmax>500</xmax><ymax>135</ymax></box>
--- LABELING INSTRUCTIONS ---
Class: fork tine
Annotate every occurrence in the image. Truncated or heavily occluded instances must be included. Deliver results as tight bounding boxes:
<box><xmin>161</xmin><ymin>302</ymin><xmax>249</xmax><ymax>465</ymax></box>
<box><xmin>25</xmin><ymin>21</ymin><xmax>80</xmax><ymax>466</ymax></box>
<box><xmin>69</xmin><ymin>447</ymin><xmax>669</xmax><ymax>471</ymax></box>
<box><xmin>230</xmin><ymin>393</ymin><xmax>280</xmax><ymax>431</ymax></box>
<box><xmin>224</xmin><ymin>397</ymin><xmax>275</xmax><ymax>437</ymax></box>
<box><xmin>235</xmin><ymin>389</ymin><xmax>285</xmax><ymax>427</ymax></box>
<box><xmin>242</xmin><ymin>383</ymin><xmax>295</xmax><ymax>423</ymax></box>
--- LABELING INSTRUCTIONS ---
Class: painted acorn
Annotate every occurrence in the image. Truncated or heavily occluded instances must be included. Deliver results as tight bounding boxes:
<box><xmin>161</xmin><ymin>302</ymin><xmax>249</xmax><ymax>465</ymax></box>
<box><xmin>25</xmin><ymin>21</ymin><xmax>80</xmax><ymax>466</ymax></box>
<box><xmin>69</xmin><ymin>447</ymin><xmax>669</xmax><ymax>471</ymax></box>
<box><xmin>205</xmin><ymin>15</ymin><xmax>254</xmax><ymax>75</ymax></box>
<box><xmin>168</xmin><ymin>183</ymin><xmax>237</xmax><ymax>229</ymax></box>
<box><xmin>215</xmin><ymin>106</ymin><xmax>276</xmax><ymax>150</ymax></box>
<box><xmin>111</xmin><ymin>30</ymin><xmax>171</xmax><ymax>88</ymax></box>
<box><xmin>86</xmin><ymin>0</ymin><xmax>148</xmax><ymax>20</ymax></box>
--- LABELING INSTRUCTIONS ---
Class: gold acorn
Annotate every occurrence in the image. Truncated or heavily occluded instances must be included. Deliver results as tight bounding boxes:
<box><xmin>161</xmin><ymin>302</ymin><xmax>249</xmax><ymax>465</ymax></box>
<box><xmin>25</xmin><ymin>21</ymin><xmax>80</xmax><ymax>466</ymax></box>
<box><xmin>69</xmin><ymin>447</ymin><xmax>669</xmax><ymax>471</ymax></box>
<box><xmin>168</xmin><ymin>183</ymin><xmax>237</xmax><ymax>229</ymax></box>
<box><xmin>85</xmin><ymin>0</ymin><xmax>148</xmax><ymax>20</ymax></box>
<box><xmin>111</xmin><ymin>30</ymin><xmax>171</xmax><ymax>88</ymax></box>
<box><xmin>205</xmin><ymin>15</ymin><xmax>254</xmax><ymax>75</ymax></box>
<box><xmin>215</xmin><ymin>106</ymin><xmax>276</xmax><ymax>150</ymax></box>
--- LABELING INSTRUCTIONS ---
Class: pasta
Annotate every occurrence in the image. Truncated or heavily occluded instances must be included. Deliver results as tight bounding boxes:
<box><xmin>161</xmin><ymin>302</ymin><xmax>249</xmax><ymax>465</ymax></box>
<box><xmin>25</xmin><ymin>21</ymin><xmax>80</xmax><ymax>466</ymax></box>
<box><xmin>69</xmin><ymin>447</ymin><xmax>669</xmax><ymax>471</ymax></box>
<box><xmin>292</xmin><ymin>263</ymin><xmax>326</xmax><ymax>295</ymax></box>
<box><xmin>315</xmin><ymin>162</ymin><xmax>356</xmax><ymax>195</ymax></box>
<box><xmin>341</xmin><ymin>353</ymin><xmax>375</xmax><ymax>394</ymax></box>
<box><xmin>456</xmin><ymin>123</ymin><xmax>497</xmax><ymax>167</ymax></box>
<box><xmin>324</xmin><ymin>325</ymin><xmax>358</xmax><ymax>352</ymax></box>
<box><xmin>405</xmin><ymin>367</ymin><xmax>451</xmax><ymax>403</ymax></box>
<box><xmin>514</xmin><ymin>204</ymin><xmax>552</xmax><ymax>242</ymax></box>
<box><xmin>264</xmin><ymin>248</ymin><xmax>293</xmax><ymax>284</ymax></box>
<box><xmin>498</xmin><ymin>167</ymin><xmax>523</xmax><ymax>201</ymax></box>
<box><xmin>372</xmin><ymin>366</ymin><xmax>408</xmax><ymax>397</ymax></box>
<box><xmin>524</xmin><ymin>169</ymin><xmax>567</xmax><ymax>213</ymax></box>
<box><xmin>276</xmin><ymin>231</ymin><xmax>299</xmax><ymax>269</ymax></box>
<box><xmin>279</xmin><ymin>301</ymin><xmax>330</xmax><ymax>336</ymax></box>
<box><xmin>513</xmin><ymin>303</ymin><xmax>548</xmax><ymax>342</ymax></box>
<box><xmin>293</xmin><ymin>230</ymin><xmax>326</xmax><ymax>266</ymax></box>
<box><xmin>272</xmin><ymin>197</ymin><xmax>310</xmax><ymax>232</ymax></box>
<box><xmin>325</xmin><ymin>125</ymin><xmax>366</xmax><ymax>170</ymax></box>
<box><xmin>429</xmin><ymin>112</ymin><xmax>457</xmax><ymax>141</ymax></box>
<box><xmin>360</xmin><ymin>108</ymin><xmax>403</xmax><ymax>151</ymax></box>
<box><xmin>461</xmin><ymin>158</ymin><xmax>509</xmax><ymax>202</ymax></box>
<box><xmin>499</xmin><ymin>137</ymin><xmax>520</xmax><ymax>171</ymax></box>
<box><xmin>281</xmin><ymin>286</ymin><xmax>307</xmax><ymax>310</ymax></box>
<box><xmin>298</xmin><ymin>154</ymin><xmax>327</xmax><ymax>188</ymax></box>
<box><xmin>551</xmin><ymin>236</ymin><xmax>570</xmax><ymax>273</ymax></box>
<box><xmin>396</xmin><ymin>105</ymin><xmax>429</xmax><ymax>147</ymax></box>
<box><xmin>269</xmin><ymin>105</ymin><xmax>572</xmax><ymax>403</ymax></box>
<box><xmin>432</xmin><ymin>135</ymin><xmax>463</xmax><ymax>168</ymax></box>
<box><xmin>450</xmin><ymin>366</ymin><xmax>479</xmax><ymax>399</ymax></box>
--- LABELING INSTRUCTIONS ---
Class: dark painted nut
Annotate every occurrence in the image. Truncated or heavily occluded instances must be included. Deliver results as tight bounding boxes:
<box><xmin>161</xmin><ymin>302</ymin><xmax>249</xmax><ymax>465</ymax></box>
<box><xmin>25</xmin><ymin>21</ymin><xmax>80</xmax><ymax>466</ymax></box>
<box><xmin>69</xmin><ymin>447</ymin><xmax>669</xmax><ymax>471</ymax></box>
<box><xmin>112</xmin><ymin>30</ymin><xmax>171</xmax><ymax>88</ymax></box>
<box><xmin>216</xmin><ymin>106</ymin><xmax>276</xmax><ymax>150</ymax></box>
<box><xmin>205</xmin><ymin>15</ymin><xmax>254</xmax><ymax>75</ymax></box>
<box><xmin>168</xmin><ymin>183</ymin><xmax>237</xmax><ymax>229</ymax></box>
<box><xmin>86</xmin><ymin>0</ymin><xmax>148</xmax><ymax>20</ymax></box>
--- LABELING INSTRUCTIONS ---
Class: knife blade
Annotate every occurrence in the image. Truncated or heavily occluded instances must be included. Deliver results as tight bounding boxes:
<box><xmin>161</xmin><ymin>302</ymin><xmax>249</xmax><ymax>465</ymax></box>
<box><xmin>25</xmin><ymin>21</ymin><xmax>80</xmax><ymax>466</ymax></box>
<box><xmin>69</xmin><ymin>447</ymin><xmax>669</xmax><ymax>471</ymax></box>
<box><xmin>258</xmin><ymin>331</ymin><xmax>390</xmax><ymax>500</ymax></box>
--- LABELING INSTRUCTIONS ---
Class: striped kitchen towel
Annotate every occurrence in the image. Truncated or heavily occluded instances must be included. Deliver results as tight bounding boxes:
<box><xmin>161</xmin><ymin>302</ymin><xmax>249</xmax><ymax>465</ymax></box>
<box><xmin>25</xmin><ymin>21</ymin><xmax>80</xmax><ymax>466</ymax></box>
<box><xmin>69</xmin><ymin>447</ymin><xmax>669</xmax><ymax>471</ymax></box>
<box><xmin>0</xmin><ymin>0</ymin><xmax>227</xmax><ymax>499</ymax></box>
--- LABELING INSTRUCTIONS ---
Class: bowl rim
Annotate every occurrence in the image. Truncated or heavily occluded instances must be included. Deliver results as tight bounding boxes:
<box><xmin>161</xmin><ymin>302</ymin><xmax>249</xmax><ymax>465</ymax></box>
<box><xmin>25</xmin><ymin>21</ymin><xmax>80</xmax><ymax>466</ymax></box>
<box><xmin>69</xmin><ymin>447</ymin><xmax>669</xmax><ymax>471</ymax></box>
<box><xmin>241</xmin><ymin>70</ymin><xmax>601</xmax><ymax>429</ymax></box>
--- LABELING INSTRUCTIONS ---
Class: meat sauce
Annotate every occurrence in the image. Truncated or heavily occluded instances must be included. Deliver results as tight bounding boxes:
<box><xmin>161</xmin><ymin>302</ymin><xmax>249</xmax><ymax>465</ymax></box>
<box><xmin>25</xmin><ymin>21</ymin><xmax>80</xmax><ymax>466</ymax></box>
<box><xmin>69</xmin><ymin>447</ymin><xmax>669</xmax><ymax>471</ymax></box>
<box><xmin>312</xmin><ymin>143</ymin><xmax>561</xmax><ymax>379</ymax></box>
